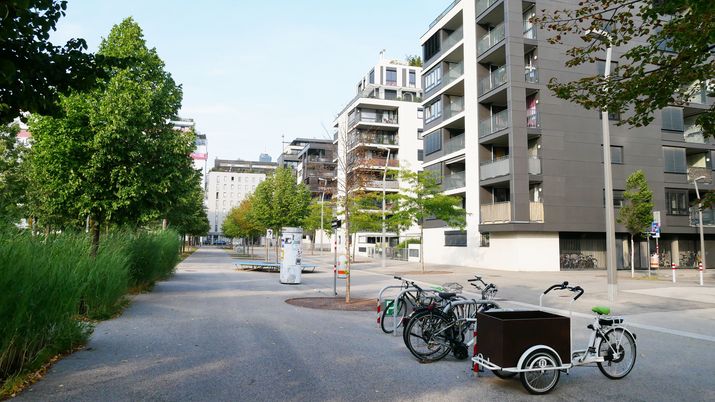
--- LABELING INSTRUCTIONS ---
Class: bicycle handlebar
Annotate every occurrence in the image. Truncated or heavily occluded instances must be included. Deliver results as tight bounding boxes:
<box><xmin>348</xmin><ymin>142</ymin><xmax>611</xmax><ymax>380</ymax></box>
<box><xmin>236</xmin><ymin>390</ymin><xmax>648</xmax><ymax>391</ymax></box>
<box><xmin>570</xmin><ymin>285</ymin><xmax>584</xmax><ymax>300</ymax></box>
<box><xmin>394</xmin><ymin>276</ymin><xmax>402</xmax><ymax>281</ymax></box>
<box><xmin>543</xmin><ymin>282</ymin><xmax>584</xmax><ymax>300</ymax></box>
<box><xmin>543</xmin><ymin>281</ymin><xmax>569</xmax><ymax>294</ymax></box>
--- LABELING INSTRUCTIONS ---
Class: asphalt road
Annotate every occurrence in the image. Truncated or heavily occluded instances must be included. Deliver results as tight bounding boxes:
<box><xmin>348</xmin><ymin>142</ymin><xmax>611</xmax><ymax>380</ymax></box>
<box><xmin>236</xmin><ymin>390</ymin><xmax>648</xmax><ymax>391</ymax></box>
<box><xmin>16</xmin><ymin>247</ymin><xmax>715</xmax><ymax>401</ymax></box>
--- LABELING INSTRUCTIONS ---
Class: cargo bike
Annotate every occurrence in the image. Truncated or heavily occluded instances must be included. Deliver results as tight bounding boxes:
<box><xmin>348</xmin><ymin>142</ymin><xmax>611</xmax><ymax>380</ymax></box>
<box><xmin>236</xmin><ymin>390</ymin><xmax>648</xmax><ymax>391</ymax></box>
<box><xmin>472</xmin><ymin>282</ymin><xmax>637</xmax><ymax>394</ymax></box>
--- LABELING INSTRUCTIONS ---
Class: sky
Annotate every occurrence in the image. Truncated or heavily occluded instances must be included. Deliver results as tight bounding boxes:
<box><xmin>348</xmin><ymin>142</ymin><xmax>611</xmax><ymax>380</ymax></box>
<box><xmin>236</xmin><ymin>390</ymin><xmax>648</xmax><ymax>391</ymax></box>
<box><xmin>52</xmin><ymin>0</ymin><xmax>452</xmax><ymax>166</ymax></box>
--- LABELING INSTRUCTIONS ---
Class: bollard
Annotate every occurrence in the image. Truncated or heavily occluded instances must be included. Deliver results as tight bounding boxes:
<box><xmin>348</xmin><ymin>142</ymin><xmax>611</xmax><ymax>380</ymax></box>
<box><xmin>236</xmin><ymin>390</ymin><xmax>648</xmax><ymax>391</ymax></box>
<box><xmin>699</xmin><ymin>262</ymin><xmax>704</xmax><ymax>286</ymax></box>
<box><xmin>472</xmin><ymin>327</ymin><xmax>479</xmax><ymax>373</ymax></box>
<box><xmin>672</xmin><ymin>262</ymin><xmax>676</xmax><ymax>283</ymax></box>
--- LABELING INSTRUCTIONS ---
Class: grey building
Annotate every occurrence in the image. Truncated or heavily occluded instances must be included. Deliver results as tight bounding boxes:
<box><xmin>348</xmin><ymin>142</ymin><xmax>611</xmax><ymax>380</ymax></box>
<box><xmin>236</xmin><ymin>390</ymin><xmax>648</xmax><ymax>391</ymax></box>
<box><xmin>295</xmin><ymin>139</ymin><xmax>337</xmax><ymax>200</ymax></box>
<box><xmin>420</xmin><ymin>0</ymin><xmax>714</xmax><ymax>271</ymax></box>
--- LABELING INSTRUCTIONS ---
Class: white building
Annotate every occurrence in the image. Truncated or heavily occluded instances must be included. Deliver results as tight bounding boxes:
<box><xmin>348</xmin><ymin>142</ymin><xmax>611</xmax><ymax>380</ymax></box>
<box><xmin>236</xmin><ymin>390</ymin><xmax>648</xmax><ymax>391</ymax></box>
<box><xmin>205</xmin><ymin>159</ymin><xmax>277</xmax><ymax>243</ymax></box>
<box><xmin>171</xmin><ymin>117</ymin><xmax>208</xmax><ymax>190</ymax></box>
<box><xmin>333</xmin><ymin>55</ymin><xmax>424</xmax><ymax>257</ymax></box>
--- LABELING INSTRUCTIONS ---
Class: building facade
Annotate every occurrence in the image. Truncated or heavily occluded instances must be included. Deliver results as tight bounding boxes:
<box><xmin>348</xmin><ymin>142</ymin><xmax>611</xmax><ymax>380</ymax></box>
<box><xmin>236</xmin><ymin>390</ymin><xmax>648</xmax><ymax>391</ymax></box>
<box><xmin>420</xmin><ymin>0</ymin><xmax>714</xmax><ymax>271</ymax></box>
<box><xmin>171</xmin><ymin>117</ymin><xmax>208</xmax><ymax>190</ymax></box>
<box><xmin>205</xmin><ymin>159</ymin><xmax>277</xmax><ymax>243</ymax></box>
<box><xmin>295</xmin><ymin>138</ymin><xmax>337</xmax><ymax>200</ymax></box>
<box><xmin>333</xmin><ymin>56</ymin><xmax>425</xmax><ymax>256</ymax></box>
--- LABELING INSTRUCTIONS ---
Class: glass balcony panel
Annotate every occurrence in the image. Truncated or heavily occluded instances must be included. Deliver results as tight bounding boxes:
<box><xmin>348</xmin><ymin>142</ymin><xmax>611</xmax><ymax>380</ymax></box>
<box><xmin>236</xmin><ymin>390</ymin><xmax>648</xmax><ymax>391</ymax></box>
<box><xmin>480</xmin><ymin>156</ymin><xmax>510</xmax><ymax>180</ymax></box>
<box><xmin>528</xmin><ymin>156</ymin><xmax>542</xmax><ymax>175</ymax></box>
<box><xmin>444</xmin><ymin>97</ymin><xmax>465</xmax><ymax>119</ymax></box>
<box><xmin>477</xmin><ymin>23</ymin><xmax>505</xmax><ymax>56</ymax></box>
<box><xmin>444</xmin><ymin>133</ymin><xmax>465</xmax><ymax>154</ymax></box>
<box><xmin>526</xmin><ymin>109</ymin><xmax>540</xmax><ymax>128</ymax></box>
<box><xmin>477</xmin><ymin>0</ymin><xmax>500</xmax><ymax>16</ymax></box>
<box><xmin>478</xmin><ymin>65</ymin><xmax>507</xmax><ymax>95</ymax></box>
<box><xmin>479</xmin><ymin>109</ymin><xmax>509</xmax><ymax>136</ymax></box>
<box><xmin>443</xmin><ymin>171</ymin><xmax>466</xmax><ymax>190</ymax></box>
<box><xmin>525</xmin><ymin>67</ymin><xmax>538</xmax><ymax>83</ymax></box>
<box><xmin>365</xmin><ymin>180</ymin><xmax>399</xmax><ymax>189</ymax></box>
<box><xmin>691</xmin><ymin>207</ymin><xmax>715</xmax><ymax>226</ymax></box>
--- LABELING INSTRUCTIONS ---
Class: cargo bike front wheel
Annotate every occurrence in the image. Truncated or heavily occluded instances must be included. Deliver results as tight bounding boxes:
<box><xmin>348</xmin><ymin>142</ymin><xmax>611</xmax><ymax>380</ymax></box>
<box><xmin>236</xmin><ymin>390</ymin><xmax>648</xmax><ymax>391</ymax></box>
<box><xmin>519</xmin><ymin>349</ymin><xmax>561</xmax><ymax>395</ymax></box>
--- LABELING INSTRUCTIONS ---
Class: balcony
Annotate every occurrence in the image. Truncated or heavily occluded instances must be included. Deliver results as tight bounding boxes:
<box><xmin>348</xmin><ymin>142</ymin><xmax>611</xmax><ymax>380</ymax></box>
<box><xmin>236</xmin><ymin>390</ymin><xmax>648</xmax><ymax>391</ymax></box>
<box><xmin>684</xmin><ymin>123</ymin><xmax>706</xmax><ymax>143</ymax></box>
<box><xmin>528</xmin><ymin>156</ymin><xmax>542</xmax><ymax>175</ymax></box>
<box><xmin>444</xmin><ymin>62</ymin><xmax>464</xmax><ymax>87</ymax></box>
<box><xmin>444</xmin><ymin>97</ymin><xmax>465</xmax><ymax>119</ymax></box>
<box><xmin>350</xmin><ymin>112</ymin><xmax>398</xmax><ymax>127</ymax></box>
<box><xmin>480</xmin><ymin>156</ymin><xmax>510</xmax><ymax>180</ymax></box>
<box><xmin>480</xmin><ymin>202</ymin><xmax>511</xmax><ymax>223</ymax></box>
<box><xmin>443</xmin><ymin>171</ymin><xmax>466</xmax><ymax>190</ymax></box>
<box><xmin>689</xmin><ymin>85</ymin><xmax>710</xmax><ymax>105</ymax></box>
<box><xmin>478</xmin><ymin>65</ymin><xmax>507</xmax><ymax>96</ymax></box>
<box><xmin>477</xmin><ymin>0</ymin><xmax>500</xmax><ymax>16</ymax></box>
<box><xmin>349</xmin><ymin>133</ymin><xmax>399</xmax><ymax>148</ymax></box>
<box><xmin>478</xmin><ymin>23</ymin><xmax>505</xmax><ymax>56</ymax></box>
<box><xmin>530</xmin><ymin>202</ymin><xmax>544</xmax><ymax>222</ymax></box>
<box><xmin>364</xmin><ymin>180</ymin><xmax>400</xmax><ymax>190</ymax></box>
<box><xmin>691</xmin><ymin>207</ymin><xmax>715</xmax><ymax>226</ymax></box>
<box><xmin>444</xmin><ymin>133</ymin><xmax>465</xmax><ymax>154</ymax></box>
<box><xmin>479</xmin><ymin>109</ymin><xmax>509</xmax><ymax>136</ymax></box>
<box><xmin>525</xmin><ymin>67</ymin><xmax>538</xmax><ymax>83</ymax></box>
<box><xmin>526</xmin><ymin>109</ymin><xmax>540</xmax><ymax>128</ymax></box>
<box><xmin>425</xmin><ymin>26</ymin><xmax>464</xmax><ymax>67</ymax></box>
<box><xmin>306</xmin><ymin>155</ymin><xmax>334</xmax><ymax>163</ymax></box>
<box><xmin>428</xmin><ymin>0</ymin><xmax>462</xmax><ymax>29</ymax></box>
<box><xmin>354</xmin><ymin>157</ymin><xmax>399</xmax><ymax>169</ymax></box>
<box><xmin>523</xmin><ymin>22</ymin><xmax>536</xmax><ymax>39</ymax></box>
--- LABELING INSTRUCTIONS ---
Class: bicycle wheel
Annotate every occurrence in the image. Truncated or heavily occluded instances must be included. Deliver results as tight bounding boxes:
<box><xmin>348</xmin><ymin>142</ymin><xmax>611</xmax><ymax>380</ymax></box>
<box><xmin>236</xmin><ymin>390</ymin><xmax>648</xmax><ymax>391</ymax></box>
<box><xmin>492</xmin><ymin>369</ymin><xmax>517</xmax><ymax>379</ymax></box>
<box><xmin>403</xmin><ymin>310</ymin><xmax>452</xmax><ymax>363</ymax></box>
<box><xmin>380</xmin><ymin>299</ymin><xmax>406</xmax><ymax>334</ymax></box>
<box><xmin>519</xmin><ymin>350</ymin><xmax>560</xmax><ymax>395</ymax></box>
<box><xmin>597</xmin><ymin>327</ymin><xmax>637</xmax><ymax>379</ymax></box>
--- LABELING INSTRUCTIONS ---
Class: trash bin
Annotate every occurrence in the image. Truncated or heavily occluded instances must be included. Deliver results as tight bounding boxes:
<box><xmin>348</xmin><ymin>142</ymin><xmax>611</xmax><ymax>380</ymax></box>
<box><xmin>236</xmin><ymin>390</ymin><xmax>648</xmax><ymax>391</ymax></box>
<box><xmin>280</xmin><ymin>227</ymin><xmax>303</xmax><ymax>284</ymax></box>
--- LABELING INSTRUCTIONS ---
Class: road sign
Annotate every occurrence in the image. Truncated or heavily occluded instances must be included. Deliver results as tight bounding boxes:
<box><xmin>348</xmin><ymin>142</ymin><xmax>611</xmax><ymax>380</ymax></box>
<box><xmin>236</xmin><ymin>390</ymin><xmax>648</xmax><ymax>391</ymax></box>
<box><xmin>650</xmin><ymin>222</ymin><xmax>660</xmax><ymax>238</ymax></box>
<box><xmin>653</xmin><ymin>211</ymin><xmax>661</xmax><ymax>225</ymax></box>
<box><xmin>331</xmin><ymin>219</ymin><xmax>341</xmax><ymax>229</ymax></box>
<box><xmin>266</xmin><ymin>229</ymin><xmax>273</xmax><ymax>239</ymax></box>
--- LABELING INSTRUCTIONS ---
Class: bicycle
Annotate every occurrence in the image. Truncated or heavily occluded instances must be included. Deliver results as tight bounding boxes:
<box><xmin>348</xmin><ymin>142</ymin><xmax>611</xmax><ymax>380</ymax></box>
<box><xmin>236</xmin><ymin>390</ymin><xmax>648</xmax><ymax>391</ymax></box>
<box><xmin>379</xmin><ymin>276</ymin><xmax>440</xmax><ymax>334</ymax></box>
<box><xmin>402</xmin><ymin>276</ymin><xmax>500</xmax><ymax>363</ymax></box>
<box><xmin>473</xmin><ymin>282</ymin><xmax>637</xmax><ymax>394</ymax></box>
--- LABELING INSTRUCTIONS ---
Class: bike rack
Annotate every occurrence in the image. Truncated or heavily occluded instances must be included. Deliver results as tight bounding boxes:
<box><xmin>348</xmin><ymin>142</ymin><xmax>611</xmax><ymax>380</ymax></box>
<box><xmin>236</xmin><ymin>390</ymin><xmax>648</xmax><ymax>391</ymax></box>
<box><xmin>376</xmin><ymin>285</ymin><xmax>405</xmax><ymax>329</ymax></box>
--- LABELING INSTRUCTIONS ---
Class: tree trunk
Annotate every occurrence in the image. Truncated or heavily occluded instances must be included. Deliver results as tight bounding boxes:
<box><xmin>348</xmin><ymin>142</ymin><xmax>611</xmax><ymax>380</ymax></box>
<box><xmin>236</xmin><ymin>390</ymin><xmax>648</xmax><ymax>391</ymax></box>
<box><xmin>162</xmin><ymin>218</ymin><xmax>168</xmax><ymax>230</ymax></box>
<box><xmin>344</xmin><ymin>206</ymin><xmax>351</xmax><ymax>304</ymax></box>
<box><xmin>630</xmin><ymin>234</ymin><xmax>635</xmax><ymax>278</ymax></box>
<box><xmin>90</xmin><ymin>220</ymin><xmax>101</xmax><ymax>258</ymax></box>
<box><xmin>420</xmin><ymin>225</ymin><xmax>425</xmax><ymax>273</ymax></box>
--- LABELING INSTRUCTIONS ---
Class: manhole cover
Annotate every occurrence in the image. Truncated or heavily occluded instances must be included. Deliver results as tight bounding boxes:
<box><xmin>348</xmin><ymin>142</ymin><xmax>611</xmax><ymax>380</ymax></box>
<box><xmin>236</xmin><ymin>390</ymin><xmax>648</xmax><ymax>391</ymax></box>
<box><xmin>285</xmin><ymin>297</ymin><xmax>374</xmax><ymax>311</ymax></box>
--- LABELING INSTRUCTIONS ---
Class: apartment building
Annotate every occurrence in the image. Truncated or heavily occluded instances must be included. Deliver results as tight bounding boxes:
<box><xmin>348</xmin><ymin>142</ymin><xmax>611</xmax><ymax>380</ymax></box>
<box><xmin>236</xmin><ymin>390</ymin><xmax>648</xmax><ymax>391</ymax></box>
<box><xmin>171</xmin><ymin>117</ymin><xmax>208</xmax><ymax>190</ymax></box>
<box><xmin>333</xmin><ymin>56</ymin><xmax>424</xmax><ymax>256</ymax></box>
<box><xmin>420</xmin><ymin>0</ymin><xmax>714</xmax><ymax>271</ymax></box>
<box><xmin>205</xmin><ymin>158</ymin><xmax>277</xmax><ymax>243</ymax></box>
<box><xmin>295</xmin><ymin>138</ymin><xmax>337</xmax><ymax>200</ymax></box>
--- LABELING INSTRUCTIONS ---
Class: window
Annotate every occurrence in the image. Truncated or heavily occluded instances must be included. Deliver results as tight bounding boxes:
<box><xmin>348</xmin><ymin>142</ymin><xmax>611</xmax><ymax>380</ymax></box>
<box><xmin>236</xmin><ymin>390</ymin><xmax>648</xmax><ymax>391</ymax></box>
<box><xmin>386</xmin><ymin>68</ymin><xmax>397</xmax><ymax>86</ymax></box>
<box><xmin>661</xmin><ymin>107</ymin><xmax>684</xmax><ymax>131</ymax></box>
<box><xmin>384</xmin><ymin>89</ymin><xmax>397</xmax><ymax>100</ymax></box>
<box><xmin>599</xmin><ymin>109</ymin><xmax>620</xmax><ymax>121</ymax></box>
<box><xmin>602</xmin><ymin>145</ymin><xmax>624</xmax><ymax>164</ymax></box>
<box><xmin>231</xmin><ymin>176</ymin><xmax>234</xmax><ymax>181</ymax></box>
<box><xmin>423</xmin><ymin>32</ymin><xmax>441</xmax><ymax>62</ymax></box>
<box><xmin>424</xmin><ymin>67</ymin><xmax>442</xmax><ymax>92</ymax></box>
<box><xmin>663</xmin><ymin>146</ymin><xmax>687</xmax><ymax>173</ymax></box>
<box><xmin>423</xmin><ymin>130</ymin><xmax>442</xmax><ymax>155</ymax></box>
<box><xmin>480</xmin><ymin>233</ymin><xmax>490</xmax><ymax>247</ymax></box>
<box><xmin>215</xmin><ymin>192</ymin><xmax>219</xmax><ymax>199</ymax></box>
<box><xmin>444</xmin><ymin>230</ymin><xmax>467</xmax><ymax>247</ymax></box>
<box><xmin>666</xmin><ymin>190</ymin><xmax>689</xmax><ymax>215</ymax></box>
<box><xmin>424</xmin><ymin>100</ymin><xmax>442</xmax><ymax>123</ymax></box>
<box><xmin>417</xmin><ymin>108</ymin><xmax>424</xmax><ymax>119</ymax></box>
<box><xmin>596</xmin><ymin>59</ymin><xmax>618</xmax><ymax>77</ymax></box>
<box><xmin>418</xmin><ymin>149</ymin><xmax>424</xmax><ymax>161</ymax></box>
<box><xmin>409</xmin><ymin>70</ymin><xmax>416</xmax><ymax>87</ymax></box>
<box><xmin>369</xmin><ymin>69</ymin><xmax>375</xmax><ymax>84</ymax></box>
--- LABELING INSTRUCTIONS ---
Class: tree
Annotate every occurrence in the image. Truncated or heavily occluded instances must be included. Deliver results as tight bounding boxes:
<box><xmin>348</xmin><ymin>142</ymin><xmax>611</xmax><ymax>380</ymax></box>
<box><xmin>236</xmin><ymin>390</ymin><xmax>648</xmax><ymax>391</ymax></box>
<box><xmin>0</xmin><ymin>0</ymin><xmax>100</xmax><ymax>124</ymax></box>
<box><xmin>0</xmin><ymin>124</ymin><xmax>28</xmax><ymax>227</ymax></box>
<box><xmin>251</xmin><ymin>167</ymin><xmax>311</xmax><ymax>260</ymax></box>
<box><xmin>302</xmin><ymin>198</ymin><xmax>335</xmax><ymax>254</ymax></box>
<box><xmin>533</xmin><ymin>0</ymin><xmax>715</xmax><ymax>136</ymax></box>
<box><xmin>406</xmin><ymin>55</ymin><xmax>422</xmax><ymax>67</ymax></box>
<box><xmin>393</xmin><ymin>170</ymin><xmax>466</xmax><ymax>272</ymax></box>
<box><xmin>165</xmin><ymin>169</ymin><xmax>209</xmax><ymax>252</ymax></box>
<box><xmin>222</xmin><ymin>195</ymin><xmax>264</xmax><ymax>255</ymax></box>
<box><xmin>617</xmin><ymin>170</ymin><xmax>654</xmax><ymax>276</ymax></box>
<box><xmin>27</xmin><ymin>18</ymin><xmax>185</xmax><ymax>255</ymax></box>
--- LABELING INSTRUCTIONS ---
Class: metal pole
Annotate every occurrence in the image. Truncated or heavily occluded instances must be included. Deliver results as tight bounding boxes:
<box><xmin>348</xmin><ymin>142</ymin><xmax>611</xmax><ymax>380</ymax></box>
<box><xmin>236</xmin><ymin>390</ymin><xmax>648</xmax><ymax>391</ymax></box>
<box><xmin>693</xmin><ymin>178</ymin><xmax>706</xmax><ymax>286</ymax></box>
<box><xmin>601</xmin><ymin>43</ymin><xmax>618</xmax><ymax>301</ymax></box>
<box><xmin>382</xmin><ymin>148</ymin><xmax>391</xmax><ymax>268</ymax></box>
<box><xmin>319</xmin><ymin>177</ymin><xmax>326</xmax><ymax>255</ymax></box>
<box><xmin>333</xmin><ymin>235</ymin><xmax>338</xmax><ymax>296</ymax></box>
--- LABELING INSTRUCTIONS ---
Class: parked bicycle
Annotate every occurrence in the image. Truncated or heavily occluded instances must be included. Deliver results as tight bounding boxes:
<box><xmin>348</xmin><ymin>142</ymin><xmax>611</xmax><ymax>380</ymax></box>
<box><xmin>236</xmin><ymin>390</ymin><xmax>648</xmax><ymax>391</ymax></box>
<box><xmin>473</xmin><ymin>282</ymin><xmax>637</xmax><ymax>394</ymax></box>
<box><xmin>380</xmin><ymin>276</ymin><xmax>442</xmax><ymax>334</ymax></box>
<box><xmin>402</xmin><ymin>276</ymin><xmax>500</xmax><ymax>363</ymax></box>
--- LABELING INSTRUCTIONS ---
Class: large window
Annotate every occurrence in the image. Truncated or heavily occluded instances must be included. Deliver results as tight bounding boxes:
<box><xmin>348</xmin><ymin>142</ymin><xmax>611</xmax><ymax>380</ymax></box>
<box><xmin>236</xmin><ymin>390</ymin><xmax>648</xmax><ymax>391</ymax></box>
<box><xmin>666</xmin><ymin>190</ymin><xmax>689</xmax><ymax>215</ymax></box>
<box><xmin>423</xmin><ymin>33</ymin><xmax>441</xmax><ymax>62</ymax></box>
<box><xmin>602</xmin><ymin>145</ymin><xmax>624</xmax><ymax>164</ymax></box>
<box><xmin>661</xmin><ymin>107</ymin><xmax>684</xmax><ymax>131</ymax></box>
<box><xmin>663</xmin><ymin>146</ymin><xmax>687</xmax><ymax>173</ymax></box>
<box><xmin>444</xmin><ymin>230</ymin><xmax>467</xmax><ymax>247</ymax></box>
<box><xmin>368</xmin><ymin>69</ymin><xmax>375</xmax><ymax>84</ymax></box>
<box><xmin>424</xmin><ymin>100</ymin><xmax>442</xmax><ymax>124</ymax></box>
<box><xmin>409</xmin><ymin>70</ymin><xmax>416</xmax><ymax>87</ymax></box>
<box><xmin>424</xmin><ymin>67</ymin><xmax>442</xmax><ymax>92</ymax></box>
<box><xmin>386</xmin><ymin>68</ymin><xmax>397</xmax><ymax>86</ymax></box>
<box><xmin>596</xmin><ymin>59</ymin><xmax>618</xmax><ymax>76</ymax></box>
<box><xmin>424</xmin><ymin>130</ymin><xmax>442</xmax><ymax>155</ymax></box>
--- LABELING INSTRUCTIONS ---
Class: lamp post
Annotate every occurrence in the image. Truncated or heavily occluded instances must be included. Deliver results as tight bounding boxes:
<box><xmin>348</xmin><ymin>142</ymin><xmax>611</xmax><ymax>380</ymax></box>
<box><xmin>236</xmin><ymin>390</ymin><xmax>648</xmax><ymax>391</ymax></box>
<box><xmin>587</xmin><ymin>29</ymin><xmax>618</xmax><ymax>301</ymax></box>
<box><xmin>692</xmin><ymin>175</ymin><xmax>708</xmax><ymax>286</ymax></box>
<box><xmin>376</xmin><ymin>145</ymin><xmax>392</xmax><ymax>268</ymax></box>
<box><xmin>318</xmin><ymin>177</ymin><xmax>328</xmax><ymax>255</ymax></box>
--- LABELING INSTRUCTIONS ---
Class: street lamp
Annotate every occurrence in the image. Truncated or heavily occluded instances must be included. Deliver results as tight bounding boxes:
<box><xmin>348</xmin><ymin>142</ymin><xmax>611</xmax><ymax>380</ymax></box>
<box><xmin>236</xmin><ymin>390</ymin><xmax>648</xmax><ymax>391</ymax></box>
<box><xmin>587</xmin><ymin>28</ymin><xmax>618</xmax><ymax>301</ymax></box>
<box><xmin>318</xmin><ymin>177</ymin><xmax>328</xmax><ymax>255</ymax></box>
<box><xmin>692</xmin><ymin>175</ymin><xmax>708</xmax><ymax>286</ymax></box>
<box><xmin>375</xmin><ymin>145</ymin><xmax>392</xmax><ymax>268</ymax></box>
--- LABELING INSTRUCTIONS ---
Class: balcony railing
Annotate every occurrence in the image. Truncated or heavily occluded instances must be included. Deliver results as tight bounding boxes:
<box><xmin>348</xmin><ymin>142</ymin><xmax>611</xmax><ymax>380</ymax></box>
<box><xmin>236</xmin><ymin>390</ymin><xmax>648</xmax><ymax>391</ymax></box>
<box><xmin>444</xmin><ymin>97</ymin><xmax>465</xmax><ymax>119</ymax></box>
<box><xmin>689</xmin><ymin>86</ymin><xmax>709</xmax><ymax>105</ymax></box>
<box><xmin>478</xmin><ymin>65</ymin><xmax>507</xmax><ymax>96</ymax></box>
<box><xmin>349</xmin><ymin>133</ymin><xmax>398</xmax><ymax>147</ymax></box>
<box><xmin>480</xmin><ymin>201</ymin><xmax>511</xmax><ymax>223</ymax></box>
<box><xmin>525</xmin><ymin>67</ymin><xmax>538</xmax><ymax>83</ymax></box>
<box><xmin>691</xmin><ymin>207</ymin><xmax>715</xmax><ymax>226</ymax></box>
<box><xmin>684</xmin><ymin>123</ymin><xmax>706</xmax><ymax>143</ymax></box>
<box><xmin>350</xmin><ymin>113</ymin><xmax>399</xmax><ymax>126</ymax></box>
<box><xmin>429</xmin><ymin>0</ymin><xmax>461</xmax><ymax>29</ymax></box>
<box><xmin>477</xmin><ymin>0</ymin><xmax>500</xmax><ymax>16</ymax></box>
<box><xmin>443</xmin><ymin>171</ymin><xmax>466</xmax><ymax>190</ymax></box>
<box><xmin>530</xmin><ymin>202</ymin><xmax>544</xmax><ymax>222</ymax></box>
<box><xmin>443</xmin><ymin>62</ymin><xmax>464</xmax><ymax>87</ymax></box>
<box><xmin>478</xmin><ymin>23</ymin><xmax>505</xmax><ymax>56</ymax></box>
<box><xmin>523</xmin><ymin>24</ymin><xmax>537</xmax><ymax>39</ymax></box>
<box><xmin>306</xmin><ymin>155</ymin><xmax>333</xmax><ymax>163</ymax></box>
<box><xmin>444</xmin><ymin>133</ymin><xmax>465</xmax><ymax>154</ymax></box>
<box><xmin>443</xmin><ymin>26</ymin><xmax>464</xmax><ymax>51</ymax></box>
<box><xmin>365</xmin><ymin>180</ymin><xmax>400</xmax><ymax>190</ymax></box>
<box><xmin>355</xmin><ymin>157</ymin><xmax>399</xmax><ymax>168</ymax></box>
<box><xmin>526</xmin><ymin>109</ymin><xmax>540</xmax><ymax>128</ymax></box>
<box><xmin>528</xmin><ymin>156</ymin><xmax>542</xmax><ymax>175</ymax></box>
<box><xmin>479</xmin><ymin>109</ymin><xmax>509</xmax><ymax>136</ymax></box>
<box><xmin>480</xmin><ymin>156</ymin><xmax>510</xmax><ymax>180</ymax></box>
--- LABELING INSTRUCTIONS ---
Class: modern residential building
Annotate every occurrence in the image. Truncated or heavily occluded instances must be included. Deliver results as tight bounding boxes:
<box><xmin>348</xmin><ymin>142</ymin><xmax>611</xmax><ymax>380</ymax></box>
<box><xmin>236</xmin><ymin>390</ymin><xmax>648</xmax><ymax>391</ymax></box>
<box><xmin>420</xmin><ymin>0</ymin><xmax>714</xmax><ymax>271</ymax></box>
<box><xmin>171</xmin><ymin>117</ymin><xmax>208</xmax><ymax>190</ymax></box>
<box><xmin>333</xmin><ymin>55</ymin><xmax>424</xmax><ymax>257</ymax></box>
<box><xmin>205</xmin><ymin>158</ymin><xmax>277</xmax><ymax>243</ymax></box>
<box><xmin>259</xmin><ymin>153</ymin><xmax>272</xmax><ymax>163</ymax></box>
<box><xmin>277</xmin><ymin>138</ymin><xmax>307</xmax><ymax>170</ymax></box>
<box><xmin>295</xmin><ymin>138</ymin><xmax>337</xmax><ymax>200</ymax></box>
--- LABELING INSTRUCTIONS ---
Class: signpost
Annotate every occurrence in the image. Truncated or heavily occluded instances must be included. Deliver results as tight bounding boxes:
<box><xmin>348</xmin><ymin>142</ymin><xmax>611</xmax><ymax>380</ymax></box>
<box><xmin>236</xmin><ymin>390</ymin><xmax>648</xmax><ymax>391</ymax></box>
<box><xmin>331</xmin><ymin>219</ymin><xmax>341</xmax><ymax>296</ymax></box>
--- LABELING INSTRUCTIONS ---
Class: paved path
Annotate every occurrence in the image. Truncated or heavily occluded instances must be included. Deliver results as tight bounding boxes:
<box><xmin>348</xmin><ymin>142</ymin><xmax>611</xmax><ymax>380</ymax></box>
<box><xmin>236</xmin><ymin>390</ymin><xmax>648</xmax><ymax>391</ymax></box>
<box><xmin>17</xmin><ymin>248</ymin><xmax>715</xmax><ymax>401</ymax></box>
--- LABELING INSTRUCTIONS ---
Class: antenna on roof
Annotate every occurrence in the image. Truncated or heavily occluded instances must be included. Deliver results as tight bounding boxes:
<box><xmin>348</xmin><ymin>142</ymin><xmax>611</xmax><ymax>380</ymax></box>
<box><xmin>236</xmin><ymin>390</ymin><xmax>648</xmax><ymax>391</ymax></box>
<box><xmin>379</xmin><ymin>49</ymin><xmax>386</xmax><ymax>61</ymax></box>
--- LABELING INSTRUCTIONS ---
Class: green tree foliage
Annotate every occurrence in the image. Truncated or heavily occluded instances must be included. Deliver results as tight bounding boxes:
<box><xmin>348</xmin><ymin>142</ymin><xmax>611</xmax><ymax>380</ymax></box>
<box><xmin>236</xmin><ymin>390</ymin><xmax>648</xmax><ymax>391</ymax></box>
<box><xmin>617</xmin><ymin>170</ymin><xmax>654</xmax><ymax>273</ymax></box>
<box><xmin>0</xmin><ymin>0</ymin><xmax>99</xmax><ymax>124</ymax></box>
<box><xmin>393</xmin><ymin>170</ymin><xmax>466</xmax><ymax>271</ymax></box>
<box><xmin>533</xmin><ymin>0</ymin><xmax>715</xmax><ymax>136</ymax></box>
<box><xmin>222</xmin><ymin>195</ymin><xmax>264</xmax><ymax>244</ymax></box>
<box><xmin>406</xmin><ymin>55</ymin><xmax>423</xmax><ymax>67</ymax></box>
<box><xmin>0</xmin><ymin>124</ymin><xmax>28</xmax><ymax>226</ymax></box>
<box><xmin>302</xmin><ymin>198</ymin><xmax>335</xmax><ymax>253</ymax></box>
<box><xmin>27</xmin><ymin>18</ymin><xmax>188</xmax><ymax>253</ymax></box>
<box><xmin>251</xmin><ymin>167</ymin><xmax>311</xmax><ymax>235</ymax></box>
<box><xmin>165</xmin><ymin>168</ymin><xmax>209</xmax><ymax>248</ymax></box>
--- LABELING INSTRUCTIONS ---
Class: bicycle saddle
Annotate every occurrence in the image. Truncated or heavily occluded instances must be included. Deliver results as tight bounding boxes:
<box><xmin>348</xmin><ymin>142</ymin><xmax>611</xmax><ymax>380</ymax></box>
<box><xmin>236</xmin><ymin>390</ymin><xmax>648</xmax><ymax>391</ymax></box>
<box><xmin>438</xmin><ymin>292</ymin><xmax>457</xmax><ymax>299</ymax></box>
<box><xmin>592</xmin><ymin>306</ymin><xmax>610</xmax><ymax>315</ymax></box>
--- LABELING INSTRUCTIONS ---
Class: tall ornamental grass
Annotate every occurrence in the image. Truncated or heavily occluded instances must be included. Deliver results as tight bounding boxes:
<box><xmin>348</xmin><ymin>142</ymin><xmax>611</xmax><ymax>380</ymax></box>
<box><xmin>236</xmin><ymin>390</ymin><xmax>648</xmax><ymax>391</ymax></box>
<box><xmin>0</xmin><ymin>229</ymin><xmax>180</xmax><ymax>386</ymax></box>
